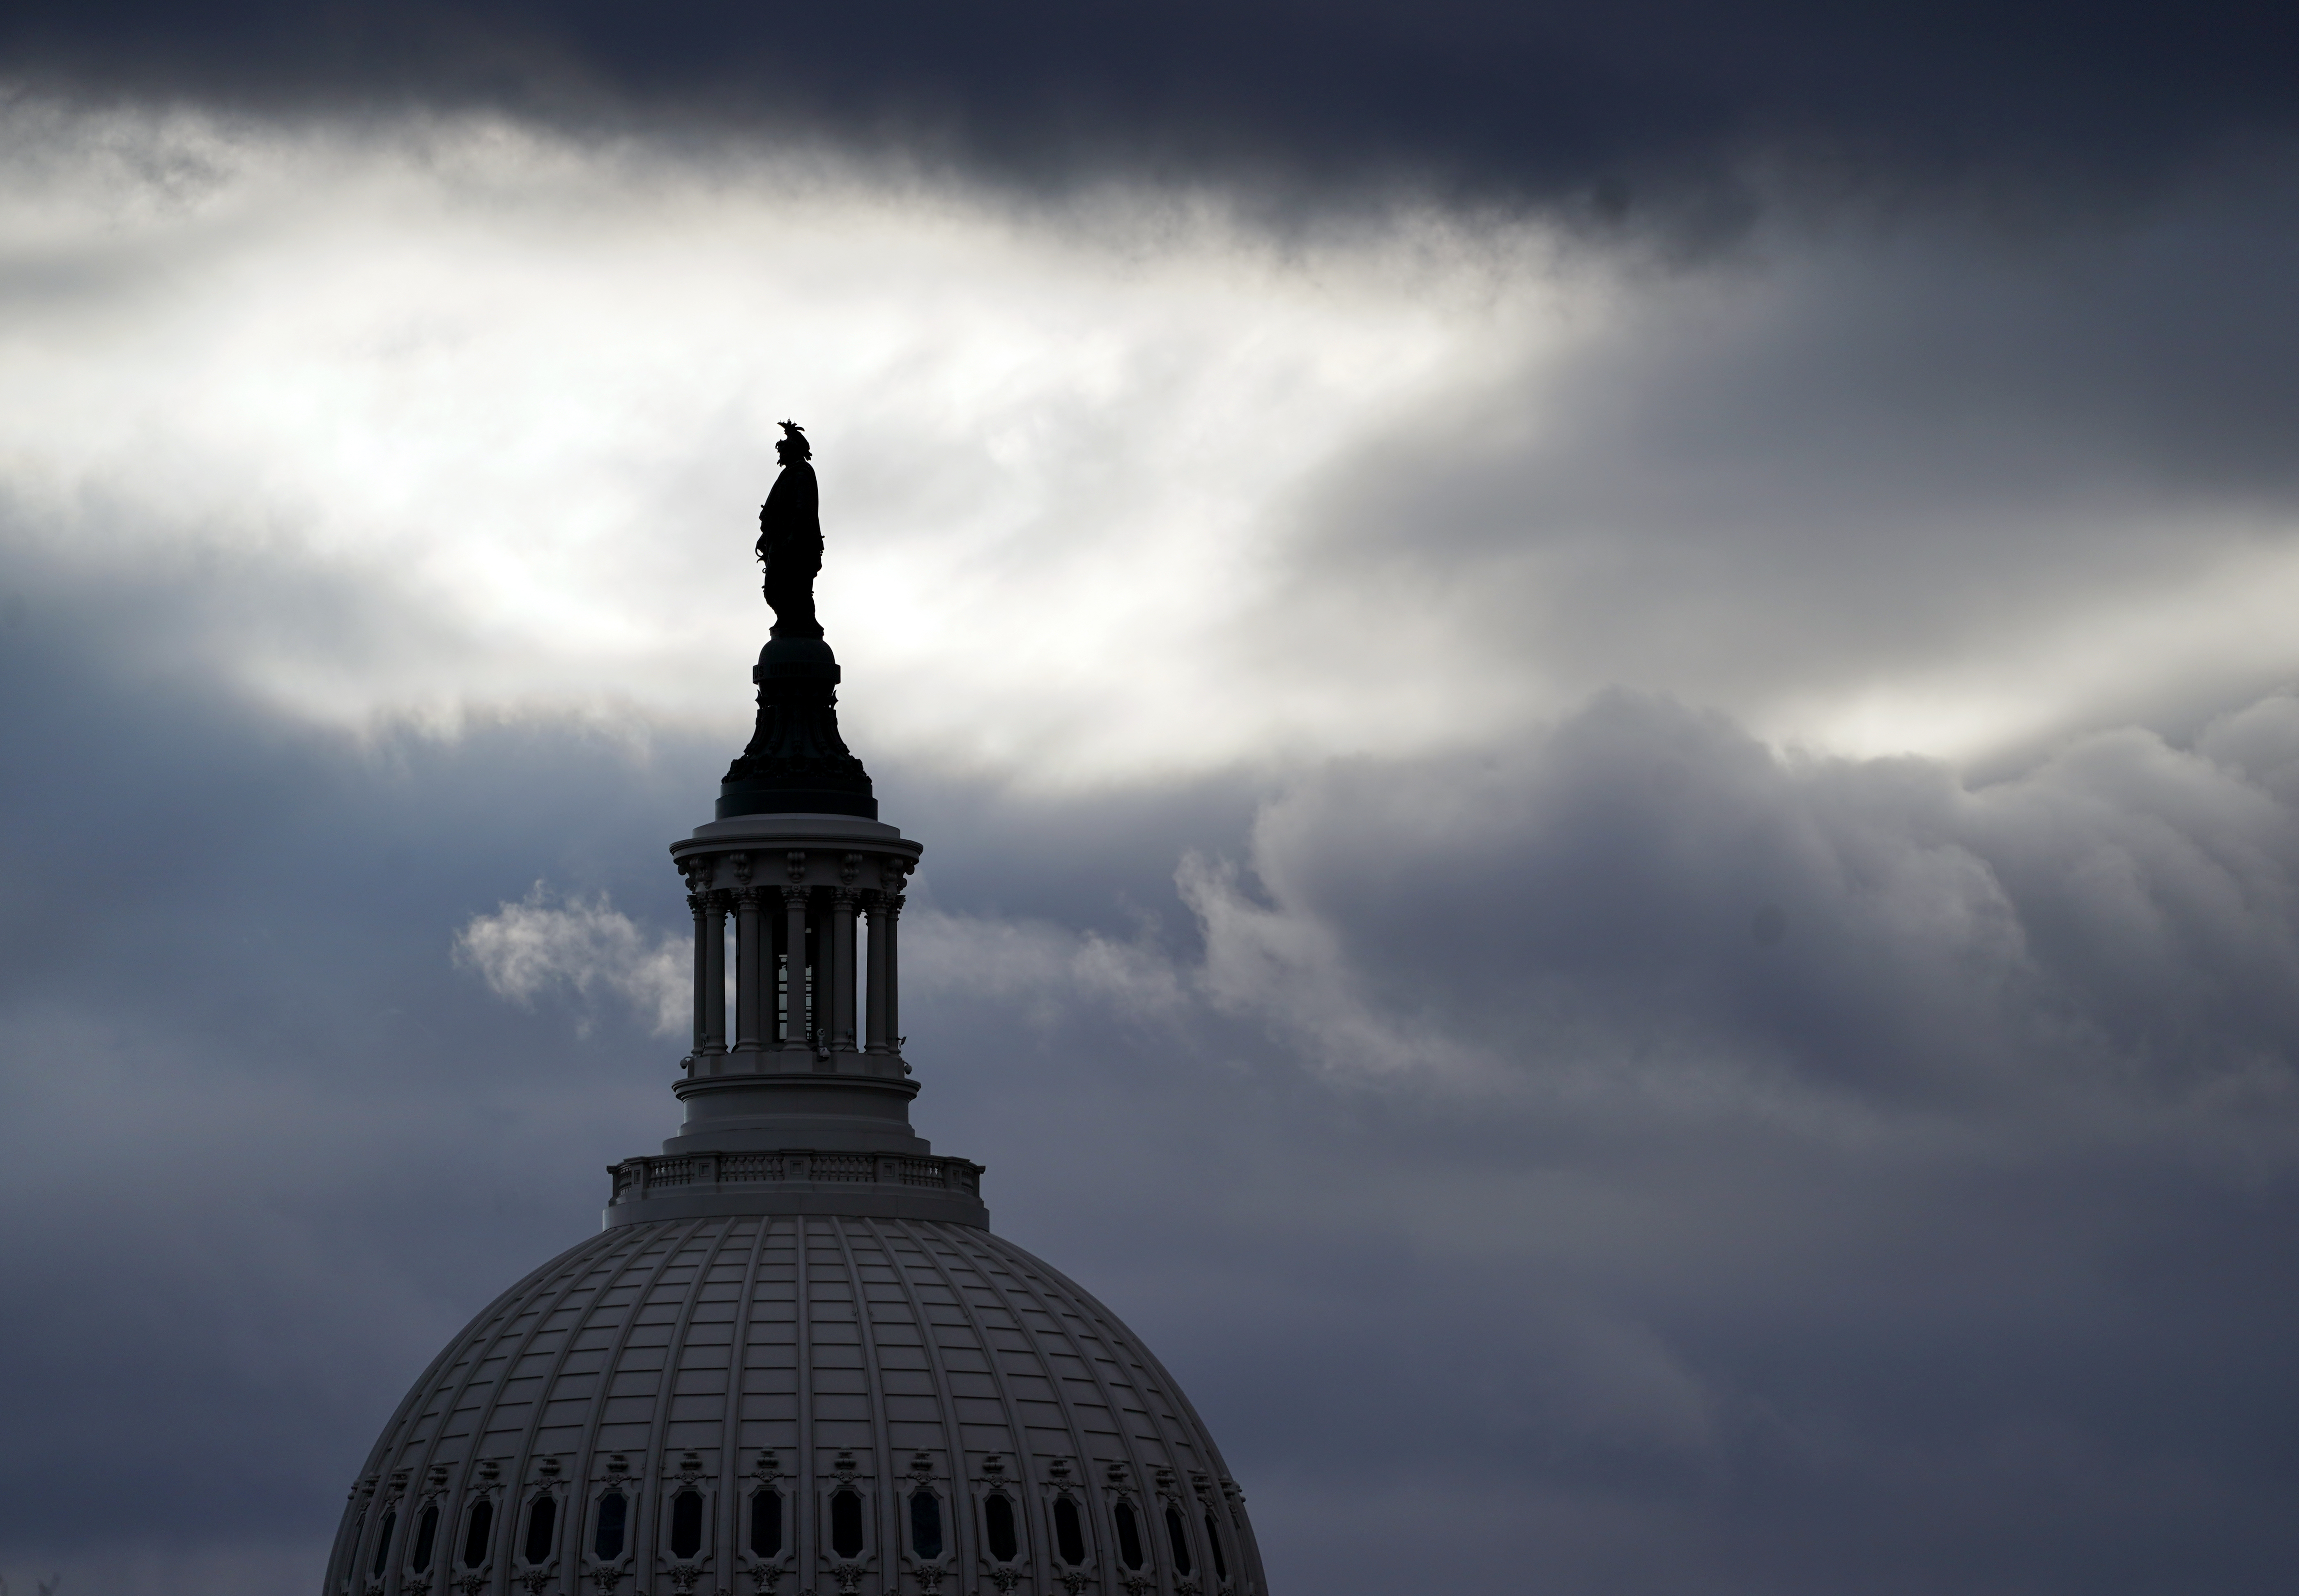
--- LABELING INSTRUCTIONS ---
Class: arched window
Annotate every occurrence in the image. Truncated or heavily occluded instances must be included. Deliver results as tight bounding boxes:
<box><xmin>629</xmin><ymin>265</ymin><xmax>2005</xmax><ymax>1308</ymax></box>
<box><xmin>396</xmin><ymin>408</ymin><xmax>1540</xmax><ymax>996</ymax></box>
<box><xmin>669</xmin><ymin>1489</ymin><xmax>705</xmax><ymax>1558</ymax></box>
<box><xmin>1164</xmin><ymin>1504</ymin><xmax>1193</xmax><ymax>1575</ymax></box>
<box><xmin>909</xmin><ymin>1489</ymin><xmax>943</xmax><ymax>1559</ymax></box>
<box><xmin>749</xmin><ymin>1488</ymin><xmax>783</xmax><ymax>1558</ymax></box>
<box><xmin>982</xmin><ymin>1494</ymin><xmax>1019</xmax><ymax>1563</ymax></box>
<box><xmin>1112</xmin><ymin>1500</ymin><xmax>1146</xmax><ymax>1569</ymax></box>
<box><xmin>828</xmin><ymin>1489</ymin><xmax>865</xmax><ymax>1559</ymax></box>
<box><xmin>594</xmin><ymin>1491</ymin><xmax>628</xmax><ymax>1560</ymax></box>
<box><xmin>1052</xmin><ymin>1496</ymin><xmax>1086</xmax><ymax>1565</ymax></box>
<box><xmin>410</xmin><ymin>1502</ymin><xmax>440</xmax><ymax>1571</ymax></box>
<box><xmin>522</xmin><ymin>1496</ymin><xmax>557</xmax><ymax>1564</ymax></box>
<box><xmin>370</xmin><ymin>1510</ymin><xmax>398</xmax><ymax>1580</ymax></box>
<box><xmin>462</xmin><ymin>1499</ymin><xmax>495</xmax><ymax>1567</ymax></box>
<box><xmin>1203</xmin><ymin>1509</ymin><xmax>1229</xmax><ymax>1583</ymax></box>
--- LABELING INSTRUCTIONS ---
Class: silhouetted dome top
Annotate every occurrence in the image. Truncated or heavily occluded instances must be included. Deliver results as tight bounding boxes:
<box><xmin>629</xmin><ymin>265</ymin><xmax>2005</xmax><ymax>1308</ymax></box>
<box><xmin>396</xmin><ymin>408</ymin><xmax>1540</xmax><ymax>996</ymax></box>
<box><xmin>327</xmin><ymin>441</ymin><xmax>1265</xmax><ymax>1596</ymax></box>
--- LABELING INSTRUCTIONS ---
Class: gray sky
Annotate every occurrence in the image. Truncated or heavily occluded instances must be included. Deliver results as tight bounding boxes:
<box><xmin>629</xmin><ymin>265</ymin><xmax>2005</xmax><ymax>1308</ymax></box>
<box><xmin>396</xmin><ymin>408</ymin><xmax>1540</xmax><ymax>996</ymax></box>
<box><xmin>4</xmin><ymin>13</ymin><xmax>2299</xmax><ymax>1592</ymax></box>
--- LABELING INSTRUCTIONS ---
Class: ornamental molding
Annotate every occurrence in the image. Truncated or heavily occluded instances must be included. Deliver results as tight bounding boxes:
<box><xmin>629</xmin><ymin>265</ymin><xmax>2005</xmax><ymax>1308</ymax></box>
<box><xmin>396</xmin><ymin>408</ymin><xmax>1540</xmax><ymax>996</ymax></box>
<box><xmin>609</xmin><ymin>1151</ymin><xmax>983</xmax><ymax>1207</ymax></box>
<box><xmin>721</xmin><ymin>752</ymin><xmax>871</xmax><ymax>789</ymax></box>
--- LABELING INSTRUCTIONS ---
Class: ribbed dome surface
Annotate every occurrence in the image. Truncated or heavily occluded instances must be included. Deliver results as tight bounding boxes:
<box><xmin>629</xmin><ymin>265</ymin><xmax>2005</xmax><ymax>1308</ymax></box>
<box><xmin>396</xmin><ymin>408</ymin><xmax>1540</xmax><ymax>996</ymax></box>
<box><xmin>329</xmin><ymin>1213</ymin><xmax>1264</xmax><ymax>1596</ymax></box>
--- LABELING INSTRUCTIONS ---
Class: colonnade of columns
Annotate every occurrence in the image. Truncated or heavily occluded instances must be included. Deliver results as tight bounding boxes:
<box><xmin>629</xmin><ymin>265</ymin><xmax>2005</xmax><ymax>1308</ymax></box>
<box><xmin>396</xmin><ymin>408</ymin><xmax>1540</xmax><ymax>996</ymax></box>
<box><xmin>680</xmin><ymin>851</ymin><xmax>907</xmax><ymax>1068</ymax></box>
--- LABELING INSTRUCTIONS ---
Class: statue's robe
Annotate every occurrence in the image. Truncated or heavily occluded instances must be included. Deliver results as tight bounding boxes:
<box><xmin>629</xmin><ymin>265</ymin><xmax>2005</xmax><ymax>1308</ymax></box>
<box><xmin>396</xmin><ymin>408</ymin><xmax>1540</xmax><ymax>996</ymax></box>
<box><xmin>756</xmin><ymin>459</ymin><xmax>823</xmax><ymax>638</ymax></box>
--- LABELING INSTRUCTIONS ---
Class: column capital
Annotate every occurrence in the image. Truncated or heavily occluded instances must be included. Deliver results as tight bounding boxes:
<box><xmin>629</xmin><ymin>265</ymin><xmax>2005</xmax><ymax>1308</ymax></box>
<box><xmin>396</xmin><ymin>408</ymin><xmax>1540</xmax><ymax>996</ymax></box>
<box><xmin>878</xmin><ymin>856</ymin><xmax>913</xmax><ymax>904</ymax></box>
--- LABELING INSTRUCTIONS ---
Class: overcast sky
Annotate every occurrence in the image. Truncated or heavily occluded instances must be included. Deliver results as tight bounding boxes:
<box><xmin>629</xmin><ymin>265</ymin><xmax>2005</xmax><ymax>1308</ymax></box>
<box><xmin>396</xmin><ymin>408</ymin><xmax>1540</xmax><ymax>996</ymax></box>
<box><xmin>5</xmin><ymin>7</ymin><xmax>2299</xmax><ymax>1594</ymax></box>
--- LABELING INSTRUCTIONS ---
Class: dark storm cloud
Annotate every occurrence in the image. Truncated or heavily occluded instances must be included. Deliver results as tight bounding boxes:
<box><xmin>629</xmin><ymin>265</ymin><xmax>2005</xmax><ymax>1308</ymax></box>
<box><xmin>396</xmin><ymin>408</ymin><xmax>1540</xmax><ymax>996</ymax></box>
<box><xmin>996</xmin><ymin>690</ymin><xmax>2299</xmax><ymax>1592</ymax></box>
<box><xmin>0</xmin><ymin>553</ymin><xmax>701</xmax><ymax>1564</ymax></box>
<box><xmin>11</xmin><ymin>525</ymin><xmax>2299</xmax><ymax>1591</ymax></box>
<box><xmin>1240</xmin><ymin>162</ymin><xmax>2299</xmax><ymax>757</ymax></box>
<box><xmin>1199</xmin><ymin>690</ymin><xmax>2299</xmax><ymax>1109</ymax></box>
<box><xmin>7</xmin><ymin>0</ymin><xmax>2299</xmax><ymax>207</ymax></box>
<box><xmin>0</xmin><ymin>545</ymin><xmax>1263</xmax><ymax>1587</ymax></box>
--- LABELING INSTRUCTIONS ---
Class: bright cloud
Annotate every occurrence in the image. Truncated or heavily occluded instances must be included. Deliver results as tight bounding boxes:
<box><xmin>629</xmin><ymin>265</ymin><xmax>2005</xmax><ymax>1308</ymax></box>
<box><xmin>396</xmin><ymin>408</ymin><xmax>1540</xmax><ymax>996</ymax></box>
<box><xmin>9</xmin><ymin>100</ymin><xmax>2299</xmax><ymax>795</ymax></box>
<box><xmin>455</xmin><ymin>884</ymin><xmax>686</xmax><ymax>1035</ymax></box>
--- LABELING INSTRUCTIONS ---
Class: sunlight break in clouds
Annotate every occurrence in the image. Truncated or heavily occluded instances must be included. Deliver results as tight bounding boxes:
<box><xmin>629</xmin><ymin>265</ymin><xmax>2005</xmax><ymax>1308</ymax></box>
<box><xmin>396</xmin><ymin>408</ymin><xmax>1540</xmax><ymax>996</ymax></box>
<box><xmin>0</xmin><ymin>99</ymin><xmax>1586</xmax><ymax>783</ymax></box>
<box><xmin>10</xmin><ymin>98</ymin><xmax>2299</xmax><ymax>794</ymax></box>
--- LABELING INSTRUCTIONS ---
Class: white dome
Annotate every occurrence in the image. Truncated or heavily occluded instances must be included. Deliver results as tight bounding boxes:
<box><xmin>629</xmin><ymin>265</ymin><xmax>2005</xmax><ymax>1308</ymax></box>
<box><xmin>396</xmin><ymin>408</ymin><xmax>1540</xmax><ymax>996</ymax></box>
<box><xmin>327</xmin><ymin>1212</ymin><xmax>1265</xmax><ymax>1596</ymax></box>
<box><xmin>329</xmin><ymin>574</ymin><xmax>1267</xmax><ymax>1595</ymax></box>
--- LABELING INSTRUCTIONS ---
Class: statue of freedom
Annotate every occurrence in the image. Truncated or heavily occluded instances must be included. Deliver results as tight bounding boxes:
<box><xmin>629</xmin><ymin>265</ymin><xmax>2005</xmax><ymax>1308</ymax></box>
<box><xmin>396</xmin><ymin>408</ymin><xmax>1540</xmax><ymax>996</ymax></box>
<box><xmin>755</xmin><ymin>420</ymin><xmax>823</xmax><ymax>639</ymax></box>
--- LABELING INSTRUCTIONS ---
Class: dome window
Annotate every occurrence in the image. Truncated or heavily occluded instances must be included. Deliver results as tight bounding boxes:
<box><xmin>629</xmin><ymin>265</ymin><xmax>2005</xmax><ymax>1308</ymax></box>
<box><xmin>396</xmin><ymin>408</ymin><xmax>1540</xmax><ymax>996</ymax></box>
<box><xmin>669</xmin><ymin>1489</ymin><xmax>705</xmax><ymax>1558</ymax></box>
<box><xmin>982</xmin><ymin>1493</ymin><xmax>1019</xmax><ymax>1562</ymax></box>
<box><xmin>1052</xmin><ymin>1497</ymin><xmax>1086</xmax><ymax>1566</ymax></box>
<box><xmin>462</xmin><ymin>1499</ymin><xmax>494</xmax><ymax>1567</ymax></box>
<box><xmin>370</xmin><ymin>1510</ymin><xmax>397</xmax><ymax>1579</ymax></box>
<box><xmin>1164</xmin><ymin>1505</ymin><xmax>1192</xmax><ymax>1575</ymax></box>
<box><xmin>410</xmin><ymin>1502</ymin><xmax>440</xmax><ymax>1571</ymax></box>
<box><xmin>594</xmin><ymin>1491</ymin><xmax>629</xmax><ymax>1560</ymax></box>
<box><xmin>828</xmin><ymin>1488</ymin><xmax>865</xmax><ymax>1559</ymax></box>
<box><xmin>749</xmin><ymin>1488</ymin><xmax>783</xmax><ymax>1557</ymax></box>
<box><xmin>1203</xmin><ymin>1511</ymin><xmax>1229</xmax><ymax>1583</ymax></box>
<box><xmin>909</xmin><ymin>1488</ymin><xmax>943</xmax><ymax>1559</ymax></box>
<box><xmin>522</xmin><ymin>1496</ymin><xmax>557</xmax><ymax>1563</ymax></box>
<box><xmin>1112</xmin><ymin>1500</ymin><xmax>1146</xmax><ymax>1570</ymax></box>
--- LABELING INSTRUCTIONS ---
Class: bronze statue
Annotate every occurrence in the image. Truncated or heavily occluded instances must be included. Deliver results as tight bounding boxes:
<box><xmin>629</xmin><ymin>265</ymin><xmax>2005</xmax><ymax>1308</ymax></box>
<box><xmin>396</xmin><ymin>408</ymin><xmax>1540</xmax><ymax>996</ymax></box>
<box><xmin>756</xmin><ymin>420</ymin><xmax>823</xmax><ymax>638</ymax></box>
<box><xmin>724</xmin><ymin>419</ymin><xmax>874</xmax><ymax>818</ymax></box>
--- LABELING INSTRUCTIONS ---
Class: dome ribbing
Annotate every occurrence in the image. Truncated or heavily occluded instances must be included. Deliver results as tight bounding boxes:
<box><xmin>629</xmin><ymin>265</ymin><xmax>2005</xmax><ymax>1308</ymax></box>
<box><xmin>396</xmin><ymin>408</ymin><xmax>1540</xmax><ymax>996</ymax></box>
<box><xmin>328</xmin><ymin>1215</ymin><xmax>1259</xmax><ymax>1595</ymax></box>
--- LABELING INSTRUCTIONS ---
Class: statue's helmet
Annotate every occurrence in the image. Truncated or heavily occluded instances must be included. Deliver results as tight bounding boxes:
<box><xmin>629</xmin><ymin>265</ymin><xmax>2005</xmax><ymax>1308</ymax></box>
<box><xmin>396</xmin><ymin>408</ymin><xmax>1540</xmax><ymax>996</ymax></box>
<box><xmin>776</xmin><ymin>419</ymin><xmax>811</xmax><ymax>459</ymax></box>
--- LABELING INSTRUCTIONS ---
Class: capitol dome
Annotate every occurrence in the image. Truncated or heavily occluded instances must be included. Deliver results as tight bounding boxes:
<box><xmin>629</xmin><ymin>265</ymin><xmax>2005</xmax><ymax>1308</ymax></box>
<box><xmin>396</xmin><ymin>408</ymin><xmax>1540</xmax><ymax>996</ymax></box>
<box><xmin>325</xmin><ymin>435</ymin><xmax>1267</xmax><ymax>1596</ymax></box>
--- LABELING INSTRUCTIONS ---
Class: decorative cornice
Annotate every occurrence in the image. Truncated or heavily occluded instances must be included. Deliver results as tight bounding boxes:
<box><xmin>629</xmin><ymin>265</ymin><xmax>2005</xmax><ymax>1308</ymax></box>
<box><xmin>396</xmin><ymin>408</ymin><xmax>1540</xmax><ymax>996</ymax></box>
<box><xmin>609</xmin><ymin>1151</ymin><xmax>983</xmax><ymax>1204</ymax></box>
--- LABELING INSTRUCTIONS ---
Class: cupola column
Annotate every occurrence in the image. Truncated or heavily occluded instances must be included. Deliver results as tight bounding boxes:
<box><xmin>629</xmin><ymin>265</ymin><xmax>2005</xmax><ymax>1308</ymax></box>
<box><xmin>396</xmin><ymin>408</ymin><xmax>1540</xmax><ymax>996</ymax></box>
<box><xmin>700</xmin><ymin>890</ymin><xmax>730</xmax><ymax>1056</ymax></box>
<box><xmin>780</xmin><ymin>884</ymin><xmax>811</xmax><ymax>1048</ymax></box>
<box><xmin>879</xmin><ymin>890</ymin><xmax>904</xmax><ymax>1056</ymax></box>
<box><xmin>687</xmin><ymin>878</ymin><xmax>731</xmax><ymax>1061</ymax></box>
<box><xmin>828</xmin><ymin>887</ymin><xmax>859</xmax><ymax>1050</ymax></box>
<box><xmin>687</xmin><ymin>886</ymin><xmax>709</xmax><ymax>1060</ymax></box>
<box><xmin>863</xmin><ymin>892</ymin><xmax>889</xmax><ymax>1052</ymax></box>
<box><xmin>732</xmin><ymin>883</ymin><xmax>764</xmax><ymax>1056</ymax></box>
